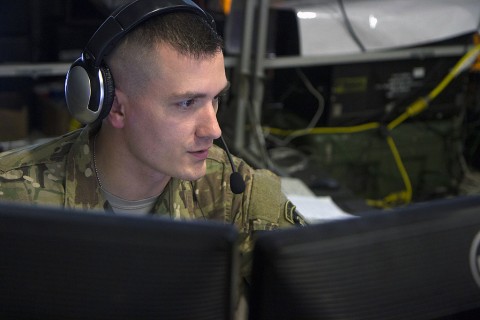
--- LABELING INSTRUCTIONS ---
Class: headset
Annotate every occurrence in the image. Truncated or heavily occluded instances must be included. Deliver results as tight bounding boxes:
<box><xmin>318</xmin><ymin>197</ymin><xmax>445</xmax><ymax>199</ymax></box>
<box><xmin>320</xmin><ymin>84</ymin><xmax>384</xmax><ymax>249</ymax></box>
<box><xmin>64</xmin><ymin>0</ymin><xmax>245</xmax><ymax>194</ymax></box>
<box><xmin>64</xmin><ymin>0</ymin><xmax>215</xmax><ymax>125</ymax></box>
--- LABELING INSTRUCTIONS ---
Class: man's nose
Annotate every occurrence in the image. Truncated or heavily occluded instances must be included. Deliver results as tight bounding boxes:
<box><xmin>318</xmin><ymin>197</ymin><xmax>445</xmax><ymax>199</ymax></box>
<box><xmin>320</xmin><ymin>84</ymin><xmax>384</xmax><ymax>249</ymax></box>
<box><xmin>197</xmin><ymin>103</ymin><xmax>222</xmax><ymax>140</ymax></box>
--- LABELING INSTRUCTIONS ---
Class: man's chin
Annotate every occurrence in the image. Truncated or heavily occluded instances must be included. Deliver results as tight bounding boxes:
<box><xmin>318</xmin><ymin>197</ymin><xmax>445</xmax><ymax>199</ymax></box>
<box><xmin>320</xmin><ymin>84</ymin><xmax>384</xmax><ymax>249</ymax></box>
<box><xmin>178</xmin><ymin>167</ymin><xmax>206</xmax><ymax>182</ymax></box>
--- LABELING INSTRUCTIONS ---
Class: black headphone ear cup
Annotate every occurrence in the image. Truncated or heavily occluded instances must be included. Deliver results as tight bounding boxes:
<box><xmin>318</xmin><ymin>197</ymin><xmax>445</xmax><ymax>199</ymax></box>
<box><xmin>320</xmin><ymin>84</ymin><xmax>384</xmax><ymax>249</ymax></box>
<box><xmin>95</xmin><ymin>64</ymin><xmax>115</xmax><ymax>123</ymax></box>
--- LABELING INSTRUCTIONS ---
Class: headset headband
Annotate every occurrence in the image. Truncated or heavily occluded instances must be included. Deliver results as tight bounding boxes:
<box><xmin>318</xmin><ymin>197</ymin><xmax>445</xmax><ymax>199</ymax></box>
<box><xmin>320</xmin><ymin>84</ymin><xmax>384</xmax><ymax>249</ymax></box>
<box><xmin>84</xmin><ymin>0</ymin><xmax>216</xmax><ymax>68</ymax></box>
<box><xmin>65</xmin><ymin>0</ymin><xmax>216</xmax><ymax>125</ymax></box>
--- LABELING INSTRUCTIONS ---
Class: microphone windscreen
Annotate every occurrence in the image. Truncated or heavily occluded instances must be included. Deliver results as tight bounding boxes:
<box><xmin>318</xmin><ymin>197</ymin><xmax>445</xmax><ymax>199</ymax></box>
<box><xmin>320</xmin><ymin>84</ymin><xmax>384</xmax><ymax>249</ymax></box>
<box><xmin>230</xmin><ymin>172</ymin><xmax>246</xmax><ymax>194</ymax></box>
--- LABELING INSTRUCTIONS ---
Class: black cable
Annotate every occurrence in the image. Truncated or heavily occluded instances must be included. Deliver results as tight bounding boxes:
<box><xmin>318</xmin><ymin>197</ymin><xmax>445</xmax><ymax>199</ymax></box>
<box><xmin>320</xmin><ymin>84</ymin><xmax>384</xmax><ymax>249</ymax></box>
<box><xmin>338</xmin><ymin>0</ymin><xmax>366</xmax><ymax>52</ymax></box>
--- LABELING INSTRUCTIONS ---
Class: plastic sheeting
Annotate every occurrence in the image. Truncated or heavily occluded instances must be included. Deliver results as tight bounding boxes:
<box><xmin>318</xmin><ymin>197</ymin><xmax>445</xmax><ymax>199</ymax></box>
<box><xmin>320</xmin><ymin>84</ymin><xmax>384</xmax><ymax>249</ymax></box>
<box><xmin>271</xmin><ymin>0</ymin><xmax>480</xmax><ymax>56</ymax></box>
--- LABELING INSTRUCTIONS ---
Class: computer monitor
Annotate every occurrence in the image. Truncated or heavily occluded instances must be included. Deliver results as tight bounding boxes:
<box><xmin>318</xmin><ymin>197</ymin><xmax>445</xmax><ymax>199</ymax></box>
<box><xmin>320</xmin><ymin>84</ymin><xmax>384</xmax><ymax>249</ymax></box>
<box><xmin>249</xmin><ymin>195</ymin><xmax>480</xmax><ymax>320</ymax></box>
<box><xmin>0</xmin><ymin>202</ymin><xmax>239</xmax><ymax>320</ymax></box>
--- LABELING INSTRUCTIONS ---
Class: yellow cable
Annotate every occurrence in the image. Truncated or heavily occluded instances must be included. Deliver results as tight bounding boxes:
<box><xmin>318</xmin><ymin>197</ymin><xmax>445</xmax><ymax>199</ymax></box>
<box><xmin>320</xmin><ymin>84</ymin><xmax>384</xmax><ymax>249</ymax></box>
<box><xmin>430</xmin><ymin>43</ymin><xmax>480</xmax><ymax>100</ymax></box>
<box><xmin>265</xmin><ymin>121</ymin><xmax>380</xmax><ymax>137</ymax></box>
<box><xmin>265</xmin><ymin>44</ymin><xmax>480</xmax><ymax>138</ymax></box>
<box><xmin>387</xmin><ymin>98</ymin><xmax>429</xmax><ymax>130</ymax></box>
<box><xmin>387</xmin><ymin>135</ymin><xmax>412</xmax><ymax>202</ymax></box>
<box><xmin>388</xmin><ymin>44</ymin><xmax>480</xmax><ymax>130</ymax></box>
<box><xmin>364</xmin><ymin>136</ymin><xmax>412</xmax><ymax>208</ymax></box>
<box><xmin>263</xmin><ymin>44</ymin><xmax>480</xmax><ymax>208</ymax></box>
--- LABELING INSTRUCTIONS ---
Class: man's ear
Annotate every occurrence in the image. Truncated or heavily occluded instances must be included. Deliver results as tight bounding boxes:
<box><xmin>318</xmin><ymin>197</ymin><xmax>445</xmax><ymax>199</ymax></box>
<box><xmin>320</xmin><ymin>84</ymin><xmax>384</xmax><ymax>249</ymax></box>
<box><xmin>107</xmin><ymin>90</ymin><xmax>126</xmax><ymax>128</ymax></box>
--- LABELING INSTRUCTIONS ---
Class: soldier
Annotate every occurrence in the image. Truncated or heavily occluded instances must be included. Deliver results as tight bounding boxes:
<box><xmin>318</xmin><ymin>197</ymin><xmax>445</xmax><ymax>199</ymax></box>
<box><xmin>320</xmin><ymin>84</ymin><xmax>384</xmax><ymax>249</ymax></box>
<box><xmin>0</xmin><ymin>0</ymin><xmax>305</xmax><ymax>315</ymax></box>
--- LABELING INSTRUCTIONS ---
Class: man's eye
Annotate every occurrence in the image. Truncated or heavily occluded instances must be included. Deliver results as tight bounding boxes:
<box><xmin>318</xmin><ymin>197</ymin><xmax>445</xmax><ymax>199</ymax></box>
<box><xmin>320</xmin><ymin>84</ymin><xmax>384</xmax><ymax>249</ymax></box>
<box><xmin>178</xmin><ymin>99</ymin><xmax>195</xmax><ymax>109</ymax></box>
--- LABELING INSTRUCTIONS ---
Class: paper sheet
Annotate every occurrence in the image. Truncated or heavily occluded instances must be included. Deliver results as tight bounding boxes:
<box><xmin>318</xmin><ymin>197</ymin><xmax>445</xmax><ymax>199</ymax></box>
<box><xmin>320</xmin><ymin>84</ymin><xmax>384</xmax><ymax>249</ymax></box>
<box><xmin>288</xmin><ymin>195</ymin><xmax>355</xmax><ymax>223</ymax></box>
<box><xmin>281</xmin><ymin>177</ymin><xmax>355</xmax><ymax>223</ymax></box>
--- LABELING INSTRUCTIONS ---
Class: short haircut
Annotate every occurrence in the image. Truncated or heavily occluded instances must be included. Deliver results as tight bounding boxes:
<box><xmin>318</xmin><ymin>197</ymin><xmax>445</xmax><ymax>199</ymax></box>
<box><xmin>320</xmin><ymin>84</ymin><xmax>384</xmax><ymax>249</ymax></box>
<box><xmin>105</xmin><ymin>11</ymin><xmax>224</xmax><ymax>96</ymax></box>
<box><xmin>111</xmin><ymin>11</ymin><xmax>223</xmax><ymax>60</ymax></box>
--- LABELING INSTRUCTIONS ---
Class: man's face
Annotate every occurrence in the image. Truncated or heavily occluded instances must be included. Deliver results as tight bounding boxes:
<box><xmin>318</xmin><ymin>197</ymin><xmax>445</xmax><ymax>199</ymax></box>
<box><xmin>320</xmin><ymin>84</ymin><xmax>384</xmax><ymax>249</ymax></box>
<box><xmin>117</xmin><ymin>45</ymin><xmax>227</xmax><ymax>182</ymax></box>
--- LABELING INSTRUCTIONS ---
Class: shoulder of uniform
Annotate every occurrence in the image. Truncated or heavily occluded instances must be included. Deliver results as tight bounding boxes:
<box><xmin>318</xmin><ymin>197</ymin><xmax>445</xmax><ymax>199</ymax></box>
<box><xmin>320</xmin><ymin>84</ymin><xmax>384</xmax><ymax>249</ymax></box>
<box><xmin>205</xmin><ymin>146</ymin><xmax>304</xmax><ymax>227</ymax></box>
<box><xmin>0</xmin><ymin>130</ymin><xmax>79</xmax><ymax>173</ymax></box>
<box><xmin>247</xmin><ymin>169</ymin><xmax>309</xmax><ymax>227</ymax></box>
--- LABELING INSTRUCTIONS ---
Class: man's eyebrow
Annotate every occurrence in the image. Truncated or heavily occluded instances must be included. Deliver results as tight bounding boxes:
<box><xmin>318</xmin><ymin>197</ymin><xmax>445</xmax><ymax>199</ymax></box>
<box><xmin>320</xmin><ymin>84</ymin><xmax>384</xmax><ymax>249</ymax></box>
<box><xmin>169</xmin><ymin>82</ymin><xmax>231</xmax><ymax>100</ymax></box>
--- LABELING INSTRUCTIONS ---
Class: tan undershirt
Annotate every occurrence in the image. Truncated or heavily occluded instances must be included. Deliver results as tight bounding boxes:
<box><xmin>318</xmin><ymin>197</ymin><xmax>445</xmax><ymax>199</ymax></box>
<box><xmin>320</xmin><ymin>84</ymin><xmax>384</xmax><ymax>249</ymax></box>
<box><xmin>101</xmin><ymin>188</ymin><xmax>159</xmax><ymax>215</ymax></box>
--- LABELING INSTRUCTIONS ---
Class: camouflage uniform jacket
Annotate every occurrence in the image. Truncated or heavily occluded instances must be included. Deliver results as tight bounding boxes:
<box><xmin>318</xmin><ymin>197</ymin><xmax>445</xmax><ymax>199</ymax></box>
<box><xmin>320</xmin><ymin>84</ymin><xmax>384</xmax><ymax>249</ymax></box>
<box><xmin>0</xmin><ymin>124</ymin><xmax>302</xmax><ymax>282</ymax></box>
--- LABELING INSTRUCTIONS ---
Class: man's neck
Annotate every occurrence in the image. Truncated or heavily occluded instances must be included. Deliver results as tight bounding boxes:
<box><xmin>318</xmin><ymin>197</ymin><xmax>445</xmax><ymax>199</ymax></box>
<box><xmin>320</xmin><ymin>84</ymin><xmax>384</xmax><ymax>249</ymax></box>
<box><xmin>93</xmin><ymin>130</ymin><xmax>170</xmax><ymax>201</ymax></box>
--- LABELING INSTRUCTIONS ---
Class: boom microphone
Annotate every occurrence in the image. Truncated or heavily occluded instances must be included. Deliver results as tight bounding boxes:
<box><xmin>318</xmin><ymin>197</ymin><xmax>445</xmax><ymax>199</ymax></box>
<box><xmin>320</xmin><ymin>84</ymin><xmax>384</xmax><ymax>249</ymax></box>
<box><xmin>219</xmin><ymin>136</ymin><xmax>245</xmax><ymax>194</ymax></box>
